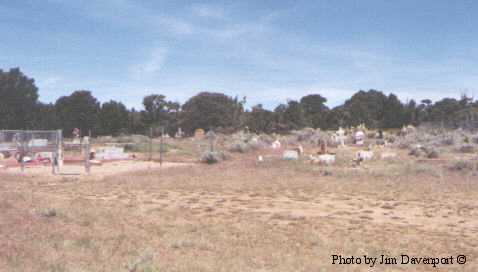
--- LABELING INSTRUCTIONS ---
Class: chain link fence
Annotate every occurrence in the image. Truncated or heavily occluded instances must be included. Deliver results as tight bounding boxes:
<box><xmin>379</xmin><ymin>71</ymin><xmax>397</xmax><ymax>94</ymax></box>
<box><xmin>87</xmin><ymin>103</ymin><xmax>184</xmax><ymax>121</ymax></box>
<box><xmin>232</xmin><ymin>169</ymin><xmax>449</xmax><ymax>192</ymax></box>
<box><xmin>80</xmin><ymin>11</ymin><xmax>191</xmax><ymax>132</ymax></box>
<box><xmin>0</xmin><ymin>130</ymin><xmax>63</xmax><ymax>173</ymax></box>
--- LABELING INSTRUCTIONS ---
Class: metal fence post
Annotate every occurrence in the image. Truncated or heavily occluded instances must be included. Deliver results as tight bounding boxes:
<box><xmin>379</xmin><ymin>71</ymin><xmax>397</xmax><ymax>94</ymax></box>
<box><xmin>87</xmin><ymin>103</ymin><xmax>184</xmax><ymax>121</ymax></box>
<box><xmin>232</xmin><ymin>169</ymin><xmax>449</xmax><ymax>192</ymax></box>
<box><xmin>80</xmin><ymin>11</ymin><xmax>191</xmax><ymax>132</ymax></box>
<box><xmin>57</xmin><ymin>130</ymin><xmax>63</xmax><ymax>173</ymax></box>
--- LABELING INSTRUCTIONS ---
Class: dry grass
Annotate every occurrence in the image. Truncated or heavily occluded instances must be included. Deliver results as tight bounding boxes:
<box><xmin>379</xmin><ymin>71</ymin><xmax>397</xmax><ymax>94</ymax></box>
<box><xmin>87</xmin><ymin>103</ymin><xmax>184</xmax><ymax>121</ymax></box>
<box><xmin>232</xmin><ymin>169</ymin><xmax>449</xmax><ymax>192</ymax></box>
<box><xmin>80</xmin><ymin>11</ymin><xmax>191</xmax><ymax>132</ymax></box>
<box><xmin>1</xmin><ymin>143</ymin><xmax>477</xmax><ymax>271</ymax></box>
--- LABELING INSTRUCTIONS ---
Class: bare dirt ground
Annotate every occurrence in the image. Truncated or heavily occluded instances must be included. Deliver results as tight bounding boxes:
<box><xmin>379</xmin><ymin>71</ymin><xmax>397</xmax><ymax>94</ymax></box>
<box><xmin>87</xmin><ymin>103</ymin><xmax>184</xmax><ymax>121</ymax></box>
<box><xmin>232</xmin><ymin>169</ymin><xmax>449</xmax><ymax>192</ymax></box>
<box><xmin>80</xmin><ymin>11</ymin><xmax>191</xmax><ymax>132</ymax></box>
<box><xmin>1</xmin><ymin>148</ymin><xmax>477</xmax><ymax>271</ymax></box>
<box><xmin>2</xmin><ymin>160</ymin><xmax>192</xmax><ymax>180</ymax></box>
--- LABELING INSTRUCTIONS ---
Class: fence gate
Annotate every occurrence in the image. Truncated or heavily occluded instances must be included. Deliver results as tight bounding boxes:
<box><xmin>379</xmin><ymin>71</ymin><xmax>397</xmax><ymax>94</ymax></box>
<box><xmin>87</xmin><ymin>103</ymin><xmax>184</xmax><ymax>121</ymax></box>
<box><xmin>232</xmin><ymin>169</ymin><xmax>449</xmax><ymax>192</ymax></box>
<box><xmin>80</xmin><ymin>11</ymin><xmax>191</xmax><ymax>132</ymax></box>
<box><xmin>0</xmin><ymin>130</ymin><xmax>63</xmax><ymax>174</ymax></box>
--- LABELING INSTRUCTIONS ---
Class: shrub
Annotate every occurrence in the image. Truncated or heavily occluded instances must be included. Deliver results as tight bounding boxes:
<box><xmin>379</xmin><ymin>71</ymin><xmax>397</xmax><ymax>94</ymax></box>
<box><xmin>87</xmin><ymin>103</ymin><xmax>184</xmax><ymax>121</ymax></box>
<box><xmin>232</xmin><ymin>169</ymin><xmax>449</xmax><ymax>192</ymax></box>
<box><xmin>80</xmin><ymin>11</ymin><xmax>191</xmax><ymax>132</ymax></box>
<box><xmin>200</xmin><ymin>151</ymin><xmax>226</xmax><ymax>164</ymax></box>
<box><xmin>258</xmin><ymin>134</ymin><xmax>274</xmax><ymax>144</ymax></box>
<box><xmin>409</xmin><ymin>145</ymin><xmax>439</xmax><ymax>158</ymax></box>
<box><xmin>449</xmin><ymin>160</ymin><xmax>476</xmax><ymax>172</ymax></box>
<box><xmin>458</xmin><ymin>145</ymin><xmax>476</xmax><ymax>153</ymax></box>
<box><xmin>425</xmin><ymin>147</ymin><xmax>439</xmax><ymax>159</ymax></box>
<box><xmin>229</xmin><ymin>142</ymin><xmax>250</xmax><ymax>153</ymax></box>
<box><xmin>441</xmin><ymin>136</ymin><xmax>455</xmax><ymax>146</ymax></box>
<box><xmin>385</xmin><ymin>135</ymin><xmax>396</xmax><ymax>143</ymax></box>
<box><xmin>409</xmin><ymin>146</ymin><xmax>424</xmax><ymax>157</ymax></box>
<box><xmin>40</xmin><ymin>208</ymin><xmax>57</xmax><ymax>218</ymax></box>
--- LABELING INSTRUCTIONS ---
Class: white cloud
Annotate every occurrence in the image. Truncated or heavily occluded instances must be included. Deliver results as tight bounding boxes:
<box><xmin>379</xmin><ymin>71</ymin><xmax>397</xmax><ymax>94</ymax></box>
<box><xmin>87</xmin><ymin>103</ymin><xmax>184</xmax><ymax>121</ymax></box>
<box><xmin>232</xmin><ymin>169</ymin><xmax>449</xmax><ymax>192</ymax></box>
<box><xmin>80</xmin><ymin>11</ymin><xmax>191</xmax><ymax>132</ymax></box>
<box><xmin>191</xmin><ymin>4</ymin><xmax>225</xmax><ymax>19</ymax></box>
<box><xmin>155</xmin><ymin>16</ymin><xmax>194</xmax><ymax>35</ymax></box>
<box><xmin>130</xmin><ymin>48</ymin><xmax>168</xmax><ymax>79</ymax></box>
<box><xmin>37</xmin><ymin>76</ymin><xmax>62</xmax><ymax>88</ymax></box>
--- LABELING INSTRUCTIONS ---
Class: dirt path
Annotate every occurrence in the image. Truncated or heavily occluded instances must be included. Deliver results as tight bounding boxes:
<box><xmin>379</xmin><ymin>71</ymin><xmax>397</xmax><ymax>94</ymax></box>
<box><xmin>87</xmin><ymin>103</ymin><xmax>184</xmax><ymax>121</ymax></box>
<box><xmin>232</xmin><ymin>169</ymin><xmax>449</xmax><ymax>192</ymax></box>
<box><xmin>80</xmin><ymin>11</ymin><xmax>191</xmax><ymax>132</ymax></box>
<box><xmin>2</xmin><ymin>160</ymin><xmax>195</xmax><ymax>180</ymax></box>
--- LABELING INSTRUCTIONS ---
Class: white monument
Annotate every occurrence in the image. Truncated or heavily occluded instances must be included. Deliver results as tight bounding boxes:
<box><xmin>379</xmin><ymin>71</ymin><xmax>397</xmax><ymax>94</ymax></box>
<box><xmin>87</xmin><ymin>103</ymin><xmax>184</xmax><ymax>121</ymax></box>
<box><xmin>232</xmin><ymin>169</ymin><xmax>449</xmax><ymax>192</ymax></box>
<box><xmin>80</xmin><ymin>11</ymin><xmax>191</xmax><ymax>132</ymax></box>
<box><xmin>336</xmin><ymin>127</ymin><xmax>346</xmax><ymax>147</ymax></box>
<box><xmin>355</xmin><ymin>130</ymin><xmax>365</xmax><ymax>146</ymax></box>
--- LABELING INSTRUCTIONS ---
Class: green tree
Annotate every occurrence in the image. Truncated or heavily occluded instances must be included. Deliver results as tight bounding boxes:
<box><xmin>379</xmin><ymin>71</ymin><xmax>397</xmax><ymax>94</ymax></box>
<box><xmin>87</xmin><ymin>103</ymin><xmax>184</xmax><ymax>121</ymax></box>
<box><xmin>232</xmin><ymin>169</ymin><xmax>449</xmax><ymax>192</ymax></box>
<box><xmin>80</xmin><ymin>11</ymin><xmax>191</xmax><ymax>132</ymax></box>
<box><xmin>244</xmin><ymin>104</ymin><xmax>276</xmax><ymax>134</ymax></box>
<box><xmin>128</xmin><ymin>108</ymin><xmax>145</xmax><ymax>134</ymax></box>
<box><xmin>33</xmin><ymin>103</ymin><xmax>59</xmax><ymax>130</ymax></box>
<box><xmin>326</xmin><ymin>106</ymin><xmax>350</xmax><ymax>129</ymax></box>
<box><xmin>381</xmin><ymin>94</ymin><xmax>406</xmax><ymax>128</ymax></box>
<box><xmin>454</xmin><ymin>106</ymin><xmax>478</xmax><ymax>129</ymax></box>
<box><xmin>427</xmin><ymin>98</ymin><xmax>461</xmax><ymax>127</ymax></box>
<box><xmin>98</xmin><ymin>100</ymin><xmax>129</xmax><ymax>135</ymax></box>
<box><xmin>0</xmin><ymin>68</ymin><xmax>39</xmax><ymax>129</ymax></box>
<box><xmin>284</xmin><ymin>100</ymin><xmax>307</xmax><ymax>130</ymax></box>
<box><xmin>55</xmin><ymin>90</ymin><xmax>100</xmax><ymax>136</ymax></box>
<box><xmin>417</xmin><ymin>99</ymin><xmax>433</xmax><ymax>123</ymax></box>
<box><xmin>300</xmin><ymin>94</ymin><xmax>329</xmax><ymax>129</ymax></box>
<box><xmin>273</xmin><ymin>100</ymin><xmax>307</xmax><ymax>131</ymax></box>
<box><xmin>180</xmin><ymin>92</ymin><xmax>244</xmax><ymax>134</ymax></box>
<box><xmin>141</xmin><ymin>94</ymin><xmax>180</xmax><ymax>136</ymax></box>
<box><xmin>342</xmin><ymin>90</ymin><xmax>388</xmax><ymax>128</ymax></box>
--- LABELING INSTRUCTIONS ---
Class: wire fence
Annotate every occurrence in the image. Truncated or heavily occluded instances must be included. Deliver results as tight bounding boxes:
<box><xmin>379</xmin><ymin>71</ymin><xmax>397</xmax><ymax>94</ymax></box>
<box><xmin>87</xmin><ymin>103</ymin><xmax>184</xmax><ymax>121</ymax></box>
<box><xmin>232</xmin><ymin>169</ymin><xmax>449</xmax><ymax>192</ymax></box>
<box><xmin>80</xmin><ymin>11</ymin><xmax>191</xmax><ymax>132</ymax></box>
<box><xmin>0</xmin><ymin>130</ymin><xmax>62</xmax><ymax>173</ymax></box>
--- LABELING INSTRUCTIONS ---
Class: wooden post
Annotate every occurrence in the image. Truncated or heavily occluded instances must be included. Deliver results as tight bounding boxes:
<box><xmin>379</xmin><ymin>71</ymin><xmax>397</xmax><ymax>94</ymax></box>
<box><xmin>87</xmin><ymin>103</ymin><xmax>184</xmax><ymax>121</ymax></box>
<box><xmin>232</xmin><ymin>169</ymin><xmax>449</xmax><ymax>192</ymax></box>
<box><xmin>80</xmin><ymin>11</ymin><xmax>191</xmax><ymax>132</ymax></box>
<box><xmin>159</xmin><ymin>127</ymin><xmax>164</xmax><ymax>166</ymax></box>
<box><xmin>52</xmin><ymin>152</ymin><xmax>57</xmax><ymax>175</ymax></box>
<box><xmin>51</xmin><ymin>134</ymin><xmax>56</xmax><ymax>175</ymax></box>
<box><xmin>84</xmin><ymin>137</ymin><xmax>90</xmax><ymax>174</ymax></box>
<box><xmin>206</xmin><ymin>130</ymin><xmax>216</xmax><ymax>153</ymax></box>
<box><xmin>20</xmin><ymin>132</ymin><xmax>25</xmax><ymax>173</ymax></box>
<box><xmin>149</xmin><ymin>127</ymin><xmax>153</xmax><ymax>161</ymax></box>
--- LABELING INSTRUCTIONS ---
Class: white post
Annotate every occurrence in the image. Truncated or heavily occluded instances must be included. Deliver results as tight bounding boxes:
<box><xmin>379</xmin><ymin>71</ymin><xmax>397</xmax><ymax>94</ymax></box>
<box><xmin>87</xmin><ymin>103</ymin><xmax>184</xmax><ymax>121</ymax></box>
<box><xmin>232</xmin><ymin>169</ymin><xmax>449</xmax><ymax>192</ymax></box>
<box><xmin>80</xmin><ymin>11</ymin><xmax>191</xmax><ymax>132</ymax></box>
<box><xmin>57</xmin><ymin>130</ymin><xmax>63</xmax><ymax>173</ymax></box>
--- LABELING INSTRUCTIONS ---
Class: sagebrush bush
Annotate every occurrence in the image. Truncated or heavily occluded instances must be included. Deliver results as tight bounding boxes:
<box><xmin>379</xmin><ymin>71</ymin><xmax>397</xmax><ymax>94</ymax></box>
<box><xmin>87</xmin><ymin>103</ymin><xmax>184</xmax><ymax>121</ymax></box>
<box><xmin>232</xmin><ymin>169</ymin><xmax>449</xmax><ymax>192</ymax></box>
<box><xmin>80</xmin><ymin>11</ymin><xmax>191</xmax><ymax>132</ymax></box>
<box><xmin>409</xmin><ymin>145</ymin><xmax>439</xmax><ymax>158</ymax></box>
<box><xmin>229</xmin><ymin>142</ymin><xmax>250</xmax><ymax>153</ymax></box>
<box><xmin>200</xmin><ymin>151</ymin><xmax>226</xmax><ymax>164</ymax></box>
<box><xmin>449</xmin><ymin>160</ymin><xmax>476</xmax><ymax>172</ymax></box>
<box><xmin>458</xmin><ymin>145</ymin><xmax>475</xmax><ymax>153</ymax></box>
<box><xmin>40</xmin><ymin>208</ymin><xmax>57</xmax><ymax>218</ymax></box>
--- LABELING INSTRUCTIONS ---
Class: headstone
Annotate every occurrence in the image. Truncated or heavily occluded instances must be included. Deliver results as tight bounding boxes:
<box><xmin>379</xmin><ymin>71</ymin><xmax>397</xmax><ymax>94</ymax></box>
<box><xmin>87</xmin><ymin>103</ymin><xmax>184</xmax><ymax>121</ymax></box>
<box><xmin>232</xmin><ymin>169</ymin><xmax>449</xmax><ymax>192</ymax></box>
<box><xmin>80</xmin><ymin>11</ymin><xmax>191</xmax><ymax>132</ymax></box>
<box><xmin>357</xmin><ymin>150</ymin><xmax>374</xmax><ymax>161</ymax></box>
<box><xmin>355</xmin><ymin>130</ymin><xmax>365</xmax><ymax>146</ymax></box>
<box><xmin>28</xmin><ymin>139</ymin><xmax>48</xmax><ymax>148</ymax></box>
<box><xmin>22</xmin><ymin>156</ymin><xmax>32</xmax><ymax>163</ymax></box>
<box><xmin>95</xmin><ymin>147</ymin><xmax>130</xmax><ymax>160</ymax></box>
<box><xmin>72</xmin><ymin>128</ymin><xmax>80</xmax><ymax>137</ymax></box>
<box><xmin>337</xmin><ymin>127</ymin><xmax>346</xmax><ymax>147</ymax></box>
<box><xmin>194</xmin><ymin>128</ymin><xmax>205</xmax><ymax>138</ymax></box>
<box><xmin>317</xmin><ymin>154</ymin><xmax>336</xmax><ymax>165</ymax></box>
<box><xmin>271</xmin><ymin>140</ymin><xmax>281</xmax><ymax>149</ymax></box>
<box><xmin>175</xmin><ymin>127</ymin><xmax>185</xmax><ymax>138</ymax></box>
<box><xmin>319</xmin><ymin>140</ymin><xmax>328</xmax><ymax>154</ymax></box>
<box><xmin>0</xmin><ymin>143</ymin><xmax>12</xmax><ymax>151</ymax></box>
<box><xmin>283</xmin><ymin>150</ymin><xmax>299</xmax><ymax>160</ymax></box>
<box><xmin>296</xmin><ymin>145</ymin><xmax>304</xmax><ymax>155</ymax></box>
<box><xmin>206</xmin><ymin>130</ymin><xmax>217</xmax><ymax>152</ymax></box>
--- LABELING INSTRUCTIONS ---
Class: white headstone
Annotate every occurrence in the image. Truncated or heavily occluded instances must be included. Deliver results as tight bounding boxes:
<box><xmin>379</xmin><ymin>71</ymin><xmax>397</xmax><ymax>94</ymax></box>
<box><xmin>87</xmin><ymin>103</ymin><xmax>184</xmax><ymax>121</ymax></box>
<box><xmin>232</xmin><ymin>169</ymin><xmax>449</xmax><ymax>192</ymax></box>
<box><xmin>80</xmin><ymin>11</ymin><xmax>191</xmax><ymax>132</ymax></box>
<box><xmin>271</xmin><ymin>140</ymin><xmax>281</xmax><ymax>149</ymax></box>
<box><xmin>337</xmin><ymin>127</ymin><xmax>346</xmax><ymax>147</ymax></box>
<box><xmin>355</xmin><ymin>131</ymin><xmax>365</xmax><ymax>146</ymax></box>
<box><xmin>283</xmin><ymin>150</ymin><xmax>299</xmax><ymax>160</ymax></box>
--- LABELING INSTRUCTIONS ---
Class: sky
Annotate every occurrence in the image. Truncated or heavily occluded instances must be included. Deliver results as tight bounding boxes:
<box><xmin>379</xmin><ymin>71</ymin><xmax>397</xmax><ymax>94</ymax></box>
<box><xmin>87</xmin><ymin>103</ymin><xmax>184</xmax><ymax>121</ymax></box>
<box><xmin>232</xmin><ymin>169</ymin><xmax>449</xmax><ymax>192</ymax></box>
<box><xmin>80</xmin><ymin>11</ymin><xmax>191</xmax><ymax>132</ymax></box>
<box><xmin>1</xmin><ymin>0</ymin><xmax>477</xmax><ymax>110</ymax></box>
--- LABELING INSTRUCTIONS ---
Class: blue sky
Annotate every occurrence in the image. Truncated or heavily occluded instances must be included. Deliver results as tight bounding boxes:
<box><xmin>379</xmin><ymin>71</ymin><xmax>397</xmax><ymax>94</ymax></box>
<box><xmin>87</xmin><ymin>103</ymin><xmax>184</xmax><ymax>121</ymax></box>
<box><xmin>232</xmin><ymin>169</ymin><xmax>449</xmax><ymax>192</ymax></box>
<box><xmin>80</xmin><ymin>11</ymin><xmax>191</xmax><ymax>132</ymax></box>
<box><xmin>1</xmin><ymin>0</ymin><xmax>477</xmax><ymax>110</ymax></box>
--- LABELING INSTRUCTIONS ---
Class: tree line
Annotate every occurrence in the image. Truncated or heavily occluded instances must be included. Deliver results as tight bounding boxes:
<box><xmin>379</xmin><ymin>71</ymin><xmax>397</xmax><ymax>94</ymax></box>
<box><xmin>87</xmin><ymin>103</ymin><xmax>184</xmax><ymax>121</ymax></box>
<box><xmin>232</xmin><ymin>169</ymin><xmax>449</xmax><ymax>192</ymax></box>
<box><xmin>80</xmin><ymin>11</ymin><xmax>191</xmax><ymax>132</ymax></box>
<box><xmin>1</xmin><ymin>68</ymin><xmax>477</xmax><ymax>136</ymax></box>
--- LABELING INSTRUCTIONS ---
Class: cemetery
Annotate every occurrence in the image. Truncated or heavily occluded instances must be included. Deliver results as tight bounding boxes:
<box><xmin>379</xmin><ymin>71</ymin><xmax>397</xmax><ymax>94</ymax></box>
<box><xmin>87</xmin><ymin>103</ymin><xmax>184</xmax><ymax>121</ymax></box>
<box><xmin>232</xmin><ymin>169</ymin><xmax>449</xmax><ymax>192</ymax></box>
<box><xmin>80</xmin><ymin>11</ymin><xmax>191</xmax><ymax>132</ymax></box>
<box><xmin>2</xmin><ymin>123</ymin><xmax>478</xmax><ymax>271</ymax></box>
<box><xmin>2</xmin><ymin>2</ymin><xmax>478</xmax><ymax>270</ymax></box>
